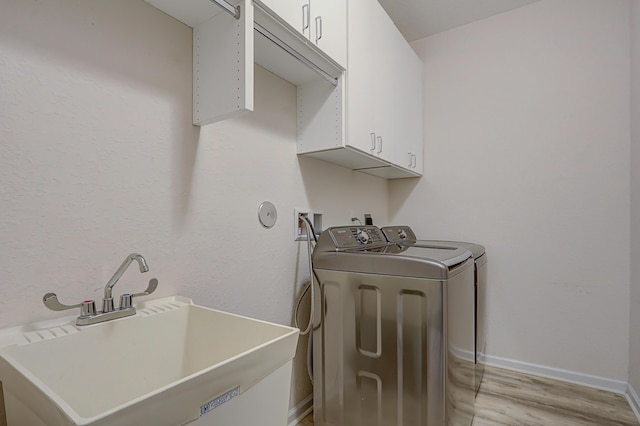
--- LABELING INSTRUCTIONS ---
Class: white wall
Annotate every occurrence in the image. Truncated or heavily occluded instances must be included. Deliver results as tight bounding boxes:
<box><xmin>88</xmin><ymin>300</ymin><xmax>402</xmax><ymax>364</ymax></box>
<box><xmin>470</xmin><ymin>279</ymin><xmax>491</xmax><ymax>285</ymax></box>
<box><xmin>391</xmin><ymin>0</ymin><xmax>631</xmax><ymax>382</ymax></box>
<box><xmin>0</xmin><ymin>0</ymin><xmax>389</xmax><ymax>410</ymax></box>
<box><xmin>630</xmin><ymin>0</ymin><xmax>640</xmax><ymax>393</ymax></box>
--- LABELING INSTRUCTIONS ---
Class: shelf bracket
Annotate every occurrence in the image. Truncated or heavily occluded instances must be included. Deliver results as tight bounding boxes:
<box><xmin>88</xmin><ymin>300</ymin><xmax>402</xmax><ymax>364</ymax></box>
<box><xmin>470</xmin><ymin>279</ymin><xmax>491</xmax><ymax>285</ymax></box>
<box><xmin>209</xmin><ymin>0</ymin><xmax>241</xmax><ymax>20</ymax></box>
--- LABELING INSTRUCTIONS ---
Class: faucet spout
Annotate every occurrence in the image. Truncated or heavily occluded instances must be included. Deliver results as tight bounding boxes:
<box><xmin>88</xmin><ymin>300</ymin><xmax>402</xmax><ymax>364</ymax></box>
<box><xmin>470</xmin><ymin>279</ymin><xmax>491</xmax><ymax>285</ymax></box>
<box><xmin>103</xmin><ymin>253</ymin><xmax>149</xmax><ymax>304</ymax></box>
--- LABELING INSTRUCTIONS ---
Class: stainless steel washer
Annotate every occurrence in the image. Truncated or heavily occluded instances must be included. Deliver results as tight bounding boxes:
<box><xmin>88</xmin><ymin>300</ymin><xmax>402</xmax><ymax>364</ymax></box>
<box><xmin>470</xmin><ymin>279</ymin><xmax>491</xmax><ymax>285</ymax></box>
<box><xmin>311</xmin><ymin>226</ymin><xmax>476</xmax><ymax>426</ymax></box>
<box><xmin>381</xmin><ymin>226</ymin><xmax>487</xmax><ymax>396</ymax></box>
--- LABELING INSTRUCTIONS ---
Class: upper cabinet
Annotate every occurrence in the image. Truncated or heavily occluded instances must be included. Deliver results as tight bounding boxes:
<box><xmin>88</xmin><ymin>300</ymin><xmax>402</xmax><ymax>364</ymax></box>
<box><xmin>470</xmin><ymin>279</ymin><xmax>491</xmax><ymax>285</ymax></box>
<box><xmin>297</xmin><ymin>0</ymin><xmax>423</xmax><ymax>178</ymax></box>
<box><xmin>144</xmin><ymin>0</ymin><xmax>422</xmax><ymax>179</ymax></box>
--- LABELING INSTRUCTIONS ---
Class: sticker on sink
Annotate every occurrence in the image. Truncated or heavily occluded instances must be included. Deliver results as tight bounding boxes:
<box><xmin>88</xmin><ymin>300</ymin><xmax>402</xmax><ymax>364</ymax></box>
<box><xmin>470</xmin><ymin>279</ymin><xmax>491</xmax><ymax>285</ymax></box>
<box><xmin>199</xmin><ymin>386</ymin><xmax>240</xmax><ymax>416</ymax></box>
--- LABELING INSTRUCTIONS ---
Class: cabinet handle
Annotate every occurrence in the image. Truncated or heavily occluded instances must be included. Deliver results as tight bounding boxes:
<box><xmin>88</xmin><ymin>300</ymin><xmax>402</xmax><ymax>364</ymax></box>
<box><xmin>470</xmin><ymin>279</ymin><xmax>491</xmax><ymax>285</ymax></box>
<box><xmin>315</xmin><ymin>16</ymin><xmax>322</xmax><ymax>42</ymax></box>
<box><xmin>412</xmin><ymin>154</ymin><xmax>417</xmax><ymax>168</ymax></box>
<box><xmin>408</xmin><ymin>152</ymin><xmax>413</xmax><ymax>167</ymax></box>
<box><xmin>370</xmin><ymin>133</ymin><xmax>376</xmax><ymax>151</ymax></box>
<box><xmin>302</xmin><ymin>4</ymin><xmax>309</xmax><ymax>31</ymax></box>
<box><xmin>377</xmin><ymin>136</ymin><xmax>383</xmax><ymax>154</ymax></box>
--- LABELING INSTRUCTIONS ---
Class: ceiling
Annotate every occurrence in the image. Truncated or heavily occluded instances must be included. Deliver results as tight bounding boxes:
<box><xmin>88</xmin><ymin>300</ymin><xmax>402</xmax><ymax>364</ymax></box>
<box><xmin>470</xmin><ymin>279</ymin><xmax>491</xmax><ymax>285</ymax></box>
<box><xmin>377</xmin><ymin>0</ymin><xmax>540</xmax><ymax>42</ymax></box>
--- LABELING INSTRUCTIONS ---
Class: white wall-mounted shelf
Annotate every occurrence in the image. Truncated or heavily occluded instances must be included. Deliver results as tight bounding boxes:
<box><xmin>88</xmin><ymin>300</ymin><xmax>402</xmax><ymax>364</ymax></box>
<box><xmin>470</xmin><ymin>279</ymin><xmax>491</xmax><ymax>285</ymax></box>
<box><xmin>145</xmin><ymin>0</ymin><xmax>423</xmax><ymax>179</ymax></box>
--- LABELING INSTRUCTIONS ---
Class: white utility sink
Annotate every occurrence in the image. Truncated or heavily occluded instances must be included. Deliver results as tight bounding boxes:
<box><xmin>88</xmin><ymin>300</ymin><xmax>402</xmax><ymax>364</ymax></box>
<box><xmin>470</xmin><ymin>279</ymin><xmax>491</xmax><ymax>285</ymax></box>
<box><xmin>0</xmin><ymin>296</ymin><xmax>299</xmax><ymax>425</ymax></box>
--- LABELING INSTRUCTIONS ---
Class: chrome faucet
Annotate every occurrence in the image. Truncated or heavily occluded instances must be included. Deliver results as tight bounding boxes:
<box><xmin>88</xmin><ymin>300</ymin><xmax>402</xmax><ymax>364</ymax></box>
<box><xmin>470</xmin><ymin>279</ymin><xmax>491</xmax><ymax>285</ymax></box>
<box><xmin>102</xmin><ymin>253</ymin><xmax>149</xmax><ymax>313</ymax></box>
<box><xmin>43</xmin><ymin>253</ymin><xmax>158</xmax><ymax>326</ymax></box>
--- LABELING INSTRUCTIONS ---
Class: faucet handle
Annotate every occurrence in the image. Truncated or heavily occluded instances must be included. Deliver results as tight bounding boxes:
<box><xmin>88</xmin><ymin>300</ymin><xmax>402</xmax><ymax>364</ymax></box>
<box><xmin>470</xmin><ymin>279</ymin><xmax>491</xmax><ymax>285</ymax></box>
<box><xmin>43</xmin><ymin>293</ymin><xmax>96</xmax><ymax>318</ymax></box>
<box><xmin>80</xmin><ymin>300</ymin><xmax>97</xmax><ymax>317</ymax></box>
<box><xmin>43</xmin><ymin>293</ymin><xmax>80</xmax><ymax>311</ymax></box>
<box><xmin>118</xmin><ymin>278</ymin><xmax>158</xmax><ymax>309</ymax></box>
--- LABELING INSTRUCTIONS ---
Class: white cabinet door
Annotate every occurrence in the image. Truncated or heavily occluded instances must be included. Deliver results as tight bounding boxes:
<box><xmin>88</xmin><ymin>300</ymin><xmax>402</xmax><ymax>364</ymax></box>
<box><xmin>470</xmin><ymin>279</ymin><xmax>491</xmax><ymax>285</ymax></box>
<box><xmin>309</xmin><ymin>0</ymin><xmax>347</xmax><ymax>68</ymax></box>
<box><xmin>372</xmin><ymin>4</ymin><xmax>399</xmax><ymax>164</ymax></box>
<box><xmin>390</xmin><ymin>26</ymin><xmax>423</xmax><ymax>174</ymax></box>
<box><xmin>404</xmin><ymin>44</ymin><xmax>424</xmax><ymax>175</ymax></box>
<box><xmin>346</xmin><ymin>0</ymin><xmax>390</xmax><ymax>159</ymax></box>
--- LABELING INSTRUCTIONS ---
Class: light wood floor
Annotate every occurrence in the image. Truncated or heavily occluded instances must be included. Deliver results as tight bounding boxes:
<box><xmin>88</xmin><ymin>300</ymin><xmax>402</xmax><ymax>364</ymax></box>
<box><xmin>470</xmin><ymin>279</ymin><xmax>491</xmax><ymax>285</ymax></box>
<box><xmin>298</xmin><ymin>365</ymin><xmax>639</xmax><ymax>426</ymax></box>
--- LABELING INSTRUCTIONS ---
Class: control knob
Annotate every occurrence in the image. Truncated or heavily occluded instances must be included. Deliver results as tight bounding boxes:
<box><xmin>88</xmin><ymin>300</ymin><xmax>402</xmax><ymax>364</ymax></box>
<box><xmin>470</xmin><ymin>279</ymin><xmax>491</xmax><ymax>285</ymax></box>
<box><xmin>398</xmin><ymin>229</ymin><xmax>407</xmax><ymax>240</ymax></box>
<box><xmin>357</xmin><ymin>229</ymin><xmax>370</xmax><ymax>244</ymax></box>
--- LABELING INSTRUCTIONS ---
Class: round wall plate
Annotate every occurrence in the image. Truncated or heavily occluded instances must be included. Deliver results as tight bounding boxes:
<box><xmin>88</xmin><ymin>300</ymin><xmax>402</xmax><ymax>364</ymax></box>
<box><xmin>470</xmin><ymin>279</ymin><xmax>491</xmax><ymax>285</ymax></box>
<box><xmin>258</xmin><ymin>201</ymin><xmax>277</xmax><ymax>228</ymax></box>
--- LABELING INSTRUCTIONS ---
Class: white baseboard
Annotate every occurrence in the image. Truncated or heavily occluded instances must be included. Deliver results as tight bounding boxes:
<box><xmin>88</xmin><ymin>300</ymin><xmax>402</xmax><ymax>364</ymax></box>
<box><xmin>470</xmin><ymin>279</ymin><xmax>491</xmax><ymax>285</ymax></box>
<box><xmin>484</xmin><ymin>354</ymin><xmax>628</xmax><ymax>394</ymax></box>
<box><xmin>288</xmin><ymin>394</ymin><xmax>313</xmax><ymax>426</ymax></box>
<box><xmin>627</xmin><ymin>383</ymin><xmax>640</xmax><ymax>422</ymax></box>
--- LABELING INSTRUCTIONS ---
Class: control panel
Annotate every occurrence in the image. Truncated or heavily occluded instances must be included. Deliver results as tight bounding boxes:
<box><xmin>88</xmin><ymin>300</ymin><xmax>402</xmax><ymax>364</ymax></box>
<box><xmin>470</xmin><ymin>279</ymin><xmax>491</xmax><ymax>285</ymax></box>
<box><xmin>328</xmin><ymin>226</ymin><xmax>387</xmax><ymax>249</ymax></box>
<box><xmin>380</xmin><ymin>226</ymin><xmax>417</xmax><ymax>243</ymax></box>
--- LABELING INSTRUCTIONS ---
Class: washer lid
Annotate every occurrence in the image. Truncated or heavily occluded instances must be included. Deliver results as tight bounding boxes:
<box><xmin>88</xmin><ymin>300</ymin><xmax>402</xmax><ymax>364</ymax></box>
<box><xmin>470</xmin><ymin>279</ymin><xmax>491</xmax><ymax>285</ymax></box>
<box><xmin>312</xmin><ymin>247</ymin><xmax>473</xmax><ymax>280</ymax></box>
<box><xmin>312</xmin><ymin>227</ymin><xmax>473</xmax><ymax>280</ymax></box>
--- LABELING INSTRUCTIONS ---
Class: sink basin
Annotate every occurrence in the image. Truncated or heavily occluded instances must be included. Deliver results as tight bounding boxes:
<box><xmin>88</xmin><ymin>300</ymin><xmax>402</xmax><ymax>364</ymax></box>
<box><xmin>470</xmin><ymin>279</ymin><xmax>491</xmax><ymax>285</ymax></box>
<box><xmin>0</xmin><ymin>296</ymin><xmax>299</xmax><ymax>425</ymax></box>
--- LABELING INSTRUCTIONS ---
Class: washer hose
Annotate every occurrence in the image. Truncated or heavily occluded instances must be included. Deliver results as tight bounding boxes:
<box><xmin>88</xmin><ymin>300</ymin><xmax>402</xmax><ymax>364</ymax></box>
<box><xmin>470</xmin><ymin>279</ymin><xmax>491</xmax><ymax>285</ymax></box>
<box><xmin>294</xmin><ymin>216</ymin><xmax>317</xmax><ymax>336</ymax></box>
